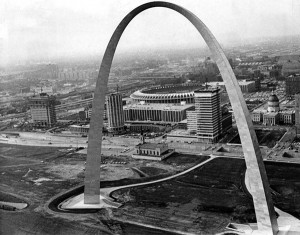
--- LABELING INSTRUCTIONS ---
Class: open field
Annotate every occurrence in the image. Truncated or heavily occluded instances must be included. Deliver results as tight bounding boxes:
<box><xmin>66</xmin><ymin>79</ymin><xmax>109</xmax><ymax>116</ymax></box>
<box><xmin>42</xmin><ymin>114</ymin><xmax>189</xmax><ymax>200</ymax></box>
<box><xmin>111</xmin><ymin>158</ymin><xmax>300</xmax><ymax>234</ymax></box>
<box><xmin>0</xmin><ymin>143</ymin><xmax>206</xmax><ymax>234</ymax></box>
<box><xmin>1</xmin><ymin>141</ymin><xmax>299</xmax><ymax>234</ymax></box>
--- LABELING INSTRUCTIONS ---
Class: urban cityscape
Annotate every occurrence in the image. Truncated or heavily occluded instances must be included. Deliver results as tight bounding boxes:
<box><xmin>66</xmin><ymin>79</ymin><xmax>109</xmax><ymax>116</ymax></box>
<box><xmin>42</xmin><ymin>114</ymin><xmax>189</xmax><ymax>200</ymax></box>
<box><xmin>1</xmin><ymin>0</ymin><xmax>300</xmax><ymax>235</ymax></box>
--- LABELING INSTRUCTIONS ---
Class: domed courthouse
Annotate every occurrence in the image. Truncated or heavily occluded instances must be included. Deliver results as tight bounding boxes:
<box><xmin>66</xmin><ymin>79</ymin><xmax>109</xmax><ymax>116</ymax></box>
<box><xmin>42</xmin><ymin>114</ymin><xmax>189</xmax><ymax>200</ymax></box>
<box><xmin>262</xmin><ymin>94</ymin><xmax>294</xmax><ymax>126</ymax></box>
<box><xmin>267</xmin><ymin>94</ymin><xmax>280</xmax><ymax>113</ymax></box>
<box><xmin>263</xmin><ymin>94</ymin><xmax>280</xmax><ymax>126</ymax></box>
<box><xmin>252</xmin><ymin>93</ymin><xmax>295</xmax><ymax>125</ymax></box>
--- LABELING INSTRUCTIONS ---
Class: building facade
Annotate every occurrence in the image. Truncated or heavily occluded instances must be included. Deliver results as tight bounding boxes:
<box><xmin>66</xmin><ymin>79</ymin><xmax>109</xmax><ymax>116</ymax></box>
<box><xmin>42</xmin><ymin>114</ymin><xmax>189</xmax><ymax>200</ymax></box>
<box><xmin>194</xmin><ymin>88</ymin><xmax>222</xmax><ymax>143</ymax></box>
<box><xmin>263</xmin><ymin>112</ymin><xmax>279</xmax><ymax>126</ymax></box>
<box><xmin>295</xmin><ymin>94</ymin><xmax>300</xmax><ymax>131</ymax></box>
<box><xmin>279</xmin><ymin>111</ymin><xmax>295</xmax><ymax>124</ymax></box>
<box><xmin>286</xmin><ymin>75</ymin><xmax>300</xmax><ymax>97</ymax></box>
<box><xmin>124</xmin><ymin>103</ymin><xmax>194</xmax><ymax>123</ymax></box>
<box><xmin>29</xmin><ymin>93</ymin><xmax>56</xmax><ymax>127</ymax></box>
<box><xmin>252</xmin><ymin>111</ymin><xmax>263</xmax><ymax>123</ymax></box>
<box><xmin>187</xmin><ymin>110</ymin><xmax>197</xmax><ymax>134</ymax></box>
<box><xmin>69</xmin><ymin>124</ymin><xmax>90</xmax><ymax>135</ymax></box>
<box><xmin>132</xmin><ymin>142</ymin><xmax>174</xmax><ymax>161</ymax></box>
<box><xmin>106</xmin><ymin>93</ymin><xmax>125</xmax><ymax>133</ymax></box>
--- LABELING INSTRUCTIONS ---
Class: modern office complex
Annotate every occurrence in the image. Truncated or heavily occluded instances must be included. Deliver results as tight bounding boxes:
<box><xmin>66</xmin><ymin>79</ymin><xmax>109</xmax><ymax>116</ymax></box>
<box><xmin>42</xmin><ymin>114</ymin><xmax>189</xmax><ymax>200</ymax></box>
<box><xmin>123</xmin><ymin>103</ymin><xmax>194</xmax><ymax>123</ymax></box>
<box><xmin>106</xmin><ymin>92</ymin><xmax>125</xmax><ymax>133</ymax></box>
<box><xmin>29</xmin><ymin>93</ymin><xmax>57</xmax><ymax>127</ymax></box>
<box><xmin>194</xmin><ymin>88</ymin><xmax>222</xmax><ymax>143</ymax></box>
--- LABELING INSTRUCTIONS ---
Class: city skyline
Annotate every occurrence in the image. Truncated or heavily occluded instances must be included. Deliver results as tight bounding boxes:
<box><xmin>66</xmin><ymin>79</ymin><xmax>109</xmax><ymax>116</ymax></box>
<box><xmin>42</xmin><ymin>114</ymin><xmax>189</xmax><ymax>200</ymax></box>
<box><xmin>1</xmin><ymin>1</ymin><xmax>300</xmax><ymax>235</ymax></box>
<box><xmin>1</xmin><ymin>0</ymin><xmax>300</xmax><ymax>66</ymax></box>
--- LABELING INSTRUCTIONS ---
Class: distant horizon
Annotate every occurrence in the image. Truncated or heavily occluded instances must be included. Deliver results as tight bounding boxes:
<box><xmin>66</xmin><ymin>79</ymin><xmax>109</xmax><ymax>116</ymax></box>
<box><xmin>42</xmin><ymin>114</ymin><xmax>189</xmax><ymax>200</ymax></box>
<box><xmin>1</xmin><ymin>33</ymin><xmax>300</xmax><ymax>69</ymax></box>
<box><xmin>1</xmin><ymin>0</ymin><xmax>300</xmax><ymax>66</ymax></box>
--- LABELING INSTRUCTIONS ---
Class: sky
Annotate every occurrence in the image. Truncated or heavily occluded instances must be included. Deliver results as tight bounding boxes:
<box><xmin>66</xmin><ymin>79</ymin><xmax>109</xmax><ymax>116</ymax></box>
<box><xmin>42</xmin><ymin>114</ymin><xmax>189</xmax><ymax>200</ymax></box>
<box><xmin>1</xmin><ymin>0</ymin><xmax>300</xmax><ymax>66</ymax></box>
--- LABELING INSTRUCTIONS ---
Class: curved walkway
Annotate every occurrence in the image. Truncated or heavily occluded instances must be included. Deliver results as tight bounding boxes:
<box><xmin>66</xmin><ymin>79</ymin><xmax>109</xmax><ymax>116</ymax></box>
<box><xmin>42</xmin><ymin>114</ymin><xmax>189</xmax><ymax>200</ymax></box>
<box><xmin>60</xmin><ymin>155</ymin><xmax>215</xmax><ymax>209</ymax></box>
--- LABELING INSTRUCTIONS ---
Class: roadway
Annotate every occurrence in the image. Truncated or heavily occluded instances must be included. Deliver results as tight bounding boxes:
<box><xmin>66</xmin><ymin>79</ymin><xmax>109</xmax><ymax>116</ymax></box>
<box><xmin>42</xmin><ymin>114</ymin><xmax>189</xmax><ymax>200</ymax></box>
<box><xmin>60</xmin><ymin>155</ymin><xmax>215</xmax><ymax>209</ymax></box>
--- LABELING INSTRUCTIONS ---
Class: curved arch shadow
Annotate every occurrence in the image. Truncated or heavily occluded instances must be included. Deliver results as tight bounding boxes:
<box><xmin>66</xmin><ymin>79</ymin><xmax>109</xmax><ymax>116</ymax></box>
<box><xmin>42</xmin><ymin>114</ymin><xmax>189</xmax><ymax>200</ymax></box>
<box><xmin>84</xmin><ymin>1</ymin><xmax>278</xmax><ymax>234</ymax></box>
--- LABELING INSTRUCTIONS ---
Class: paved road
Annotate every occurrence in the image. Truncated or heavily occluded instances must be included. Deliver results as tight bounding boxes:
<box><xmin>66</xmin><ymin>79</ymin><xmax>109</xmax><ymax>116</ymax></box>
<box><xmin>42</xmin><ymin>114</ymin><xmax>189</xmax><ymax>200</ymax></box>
<box><xmin>101</xmin><ymin>155</ymin><xmax>215</xmax><ymax>198</ymax></box>
<box><xmin>62</xmin><ymin>155</ymin><xmax>215</xmax><ymax>209</ymax></box>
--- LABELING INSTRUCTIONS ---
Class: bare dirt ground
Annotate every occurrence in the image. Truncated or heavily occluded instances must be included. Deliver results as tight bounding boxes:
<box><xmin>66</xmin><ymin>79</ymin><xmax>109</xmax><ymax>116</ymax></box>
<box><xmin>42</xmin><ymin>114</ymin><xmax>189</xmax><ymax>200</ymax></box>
<box><xmin>0</xmin><ymin>142</ymin><xmax>197</xmax><ymax>235</ymax></box>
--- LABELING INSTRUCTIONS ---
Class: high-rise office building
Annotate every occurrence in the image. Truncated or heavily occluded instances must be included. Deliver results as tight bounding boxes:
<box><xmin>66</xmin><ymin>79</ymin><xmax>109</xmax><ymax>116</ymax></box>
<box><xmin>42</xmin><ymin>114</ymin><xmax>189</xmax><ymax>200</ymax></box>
<box><xmin>29</xmin><ymin>93</ymin><xmax>56</xmax><ymax>127</ymax></box>
<box><xmin>106</xmin><ymin>92</ymin><xmax>125</xmax><ymax>133</ymax></box>
<box><xmin>194</xmin><ymin>88</ymin><xmax>222</xmax><ymax>143</ymax></box>
<box><xmin>286</xmin><ymin>75</ymin><xmax>300</xmax><ymax>97</ymax></box>
<box><xmin>295</xmin><ymin>93</ymin><xmax>300</xmax><ymax>132</ymax></box>
<box><xmin>187</xmin><ymin>110</ymin><xmax>197</xmax><ymax>134</ymax></box>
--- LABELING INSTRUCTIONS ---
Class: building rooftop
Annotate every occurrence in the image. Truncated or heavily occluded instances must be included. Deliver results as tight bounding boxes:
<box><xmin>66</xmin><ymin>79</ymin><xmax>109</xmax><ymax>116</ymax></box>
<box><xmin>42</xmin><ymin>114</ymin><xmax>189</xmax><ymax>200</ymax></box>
<box><xmin>238</xmin><ymin>80</ymin><xmax>255</xmax><ymax>85</ymax></box>
<box><xmin>206</xmin><ymin>80</ymin><xmax>254</xmax><ymax>87</ymax></box>
<box><xmin>29</xmin><ymin>93</ymin><xmax>54</xmax><ymax>100</ymax></box>
<box><xmin>69</xmin><ymin>124</ymin><xmax>90</xmax><ymax>128</ymax></box>
<box><xmin>263</xmin><ymin>112</ymin><xmax>279</xmax><ymax>117</ymax></box>
<box><xmin>278</xmin><ymin>110</ymin><xmax>295</xmax><ymax>114</ymax></box>
<box><xmin>268</xmin><ymin>94</ymin><xmax>279</xmax><ymax>102</ymax></box>
<box><xmin>194</xmin><ymin>86</ymin><xmax>220</xmax><ymax>93</ymax></box>
<box><xmin>136</xmin><ymin>142</ymin><xmax>168</xmax><ymax>150</ymax></box>
<box><xmin>123</xmin><ymin>103</ymin><xmax>194</xmax><ymax>111</ymax></box>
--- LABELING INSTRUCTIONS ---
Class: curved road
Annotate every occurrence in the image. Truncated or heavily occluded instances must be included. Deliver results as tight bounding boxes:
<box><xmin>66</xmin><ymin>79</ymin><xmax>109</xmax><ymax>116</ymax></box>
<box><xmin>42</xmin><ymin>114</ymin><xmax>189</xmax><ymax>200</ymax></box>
<box><xmin>61</xmin><ymin>155</ymin><xmax>215</xmax><ymax>209</ymax></box>
<box><xmin>60</xmin><ymin>155</ymin><xmax>300</xmax><ymax>234</ymax></box>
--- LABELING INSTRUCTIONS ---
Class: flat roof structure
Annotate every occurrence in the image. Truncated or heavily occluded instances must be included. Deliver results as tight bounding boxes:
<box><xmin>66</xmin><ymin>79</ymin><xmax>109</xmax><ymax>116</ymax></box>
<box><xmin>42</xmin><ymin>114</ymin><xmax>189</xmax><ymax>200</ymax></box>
<box><xmin>136</xmin><ymin>142</ymin><xmax>167</xmax><ymax>150</ymax></box>
<box><xmin>207</xmin><ymin>80</ymin><xmax>255</xmax><ymax>87</ymax></box>
<box><xmin>123</xmin><ymin>103</ymin><xmax>194</xmax><ymax>111</ymax></box>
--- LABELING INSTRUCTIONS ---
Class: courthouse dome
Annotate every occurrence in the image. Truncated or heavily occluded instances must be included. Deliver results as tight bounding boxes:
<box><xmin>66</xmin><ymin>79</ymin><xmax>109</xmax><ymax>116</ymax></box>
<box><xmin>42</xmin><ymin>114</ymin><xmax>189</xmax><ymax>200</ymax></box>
<box><xmin>268</xmin><ymin>94</ymin><xmax>279</xmax><ymax>102</ymax></box>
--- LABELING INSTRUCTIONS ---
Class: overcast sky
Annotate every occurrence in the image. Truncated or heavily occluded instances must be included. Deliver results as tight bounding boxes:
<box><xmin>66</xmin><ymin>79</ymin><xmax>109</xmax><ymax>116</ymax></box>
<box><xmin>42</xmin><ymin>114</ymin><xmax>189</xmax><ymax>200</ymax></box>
<box><xmin>1</xmin><ymin>0</ymin><xmax>300</xmax><ymax>66</ymax></box>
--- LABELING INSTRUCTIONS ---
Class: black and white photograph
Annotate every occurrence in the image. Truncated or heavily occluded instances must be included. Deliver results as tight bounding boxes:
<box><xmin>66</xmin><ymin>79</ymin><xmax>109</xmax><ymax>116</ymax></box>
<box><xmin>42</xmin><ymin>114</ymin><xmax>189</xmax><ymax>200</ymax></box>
<box><xmin>1</xmin><ymin>0</ymin><xmax>300</xmax><ymax>234</ymax></box>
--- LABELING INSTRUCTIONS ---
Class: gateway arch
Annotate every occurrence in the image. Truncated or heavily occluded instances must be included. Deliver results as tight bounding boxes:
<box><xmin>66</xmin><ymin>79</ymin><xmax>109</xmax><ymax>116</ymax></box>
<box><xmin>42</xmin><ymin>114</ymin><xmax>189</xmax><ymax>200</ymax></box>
<box><xmin>84</xmin><ymin>1</ymin><xmax>278</xmax><ymax>234</ymax></box>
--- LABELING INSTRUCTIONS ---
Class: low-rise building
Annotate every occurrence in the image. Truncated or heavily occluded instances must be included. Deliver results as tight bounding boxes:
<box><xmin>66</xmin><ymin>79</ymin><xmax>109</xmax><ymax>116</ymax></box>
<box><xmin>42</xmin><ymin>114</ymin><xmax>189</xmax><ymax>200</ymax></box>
<box><xmin>252</xmin><ymin>111</ymin><xmax>264</xmax><ymax>123</ymax></box>
<box><xmin>124</xmin><ymin>103</ymin><xmax>194</xmax><ymax>123</ymax></box>
<box><xmin>132</xmin><ymin>142</ymin><xmax>174</xmax><ymax>161</ymax></box>
<box><xmin>279</xmin><ymin>110</ymin><xmax>295</xmax><ymax>124</ymax></box>
<box><xmin>69</xmin><ymin>124</ymin><xmax>90</xmax><ymax>135</ymax></box>
<box><xmin>206</xmin><ymin>80</ymin><xmax>255</xmax><ymax>93</ymax></box>
<box><xmin>128</xmin><ymin>123</ymin><xmax>168</xmax><ymax>133</ymax></box>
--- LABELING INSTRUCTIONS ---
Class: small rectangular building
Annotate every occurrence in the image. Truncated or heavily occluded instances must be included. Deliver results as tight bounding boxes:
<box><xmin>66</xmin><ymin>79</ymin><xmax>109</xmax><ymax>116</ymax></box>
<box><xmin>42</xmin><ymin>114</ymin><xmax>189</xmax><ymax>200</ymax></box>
<box><xmin>132</xmin><ymin>143</ymin><xmax>174</xmax><ymax>161</ymax></box>
<box><xmin>69</xmin><ymin>124</ymin><xmax>90</xmax><ymax>135</ymax></box>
